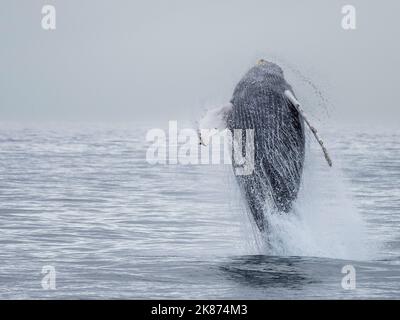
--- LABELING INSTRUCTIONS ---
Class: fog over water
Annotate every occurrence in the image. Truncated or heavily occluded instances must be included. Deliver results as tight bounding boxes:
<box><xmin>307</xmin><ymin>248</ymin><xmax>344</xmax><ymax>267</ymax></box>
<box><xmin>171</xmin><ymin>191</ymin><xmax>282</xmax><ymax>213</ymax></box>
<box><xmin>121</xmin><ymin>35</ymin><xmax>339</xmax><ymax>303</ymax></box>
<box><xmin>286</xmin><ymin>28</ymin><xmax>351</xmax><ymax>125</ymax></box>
<box><xmin>1</xmin><ymin>1</ymin><xmax>399</xmax><ymax>125</ymax></box>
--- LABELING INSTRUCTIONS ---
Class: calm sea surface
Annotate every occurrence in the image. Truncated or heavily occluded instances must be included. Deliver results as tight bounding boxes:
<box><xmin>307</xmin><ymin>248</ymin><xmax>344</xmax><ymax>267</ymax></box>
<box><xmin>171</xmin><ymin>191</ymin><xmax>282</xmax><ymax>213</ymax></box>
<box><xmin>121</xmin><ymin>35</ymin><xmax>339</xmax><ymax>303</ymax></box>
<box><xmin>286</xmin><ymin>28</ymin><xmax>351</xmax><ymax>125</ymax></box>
<box><xmin>0</xmin><ymin>123</ymin><xmax>399</xmax><ymax>299</ymax></box>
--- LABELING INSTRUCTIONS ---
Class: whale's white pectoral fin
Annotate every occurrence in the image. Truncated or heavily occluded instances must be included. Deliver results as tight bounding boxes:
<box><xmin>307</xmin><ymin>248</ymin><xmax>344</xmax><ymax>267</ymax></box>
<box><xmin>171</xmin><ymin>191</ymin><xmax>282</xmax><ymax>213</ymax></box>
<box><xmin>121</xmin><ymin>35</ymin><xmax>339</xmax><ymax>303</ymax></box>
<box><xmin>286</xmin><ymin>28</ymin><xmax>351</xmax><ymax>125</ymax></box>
<box><xmin>284</xmin><ymin>90</ymin><xmax>333</xmax><ymax>167</ymax></box>
<box><xmin>197</xmin><ymin>103</ymin><xmax>233</xmax><ymax>146</ymax></box>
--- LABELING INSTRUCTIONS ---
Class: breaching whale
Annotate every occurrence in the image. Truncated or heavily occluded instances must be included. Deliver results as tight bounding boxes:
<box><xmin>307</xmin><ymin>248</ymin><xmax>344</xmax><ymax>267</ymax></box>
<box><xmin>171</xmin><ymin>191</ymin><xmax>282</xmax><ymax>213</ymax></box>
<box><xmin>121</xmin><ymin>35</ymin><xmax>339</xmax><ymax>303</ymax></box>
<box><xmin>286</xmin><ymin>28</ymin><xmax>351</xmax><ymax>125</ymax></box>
<box><xmin>199</xmin><ymin>60</ymin><xmax>332</xmax><ymax>231</ymax></box>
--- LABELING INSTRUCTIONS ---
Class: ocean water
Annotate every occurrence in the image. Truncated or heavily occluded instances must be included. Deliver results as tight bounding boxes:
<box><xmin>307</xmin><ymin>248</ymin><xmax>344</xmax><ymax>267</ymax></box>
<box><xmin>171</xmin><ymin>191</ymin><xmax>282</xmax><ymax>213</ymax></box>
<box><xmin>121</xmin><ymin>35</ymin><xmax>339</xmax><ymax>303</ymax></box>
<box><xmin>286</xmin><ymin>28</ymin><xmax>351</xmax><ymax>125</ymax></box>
<box><xmin>0</xmin><ymin>122</ymin><xmax>399</xmax><ymax>299</ymax></box>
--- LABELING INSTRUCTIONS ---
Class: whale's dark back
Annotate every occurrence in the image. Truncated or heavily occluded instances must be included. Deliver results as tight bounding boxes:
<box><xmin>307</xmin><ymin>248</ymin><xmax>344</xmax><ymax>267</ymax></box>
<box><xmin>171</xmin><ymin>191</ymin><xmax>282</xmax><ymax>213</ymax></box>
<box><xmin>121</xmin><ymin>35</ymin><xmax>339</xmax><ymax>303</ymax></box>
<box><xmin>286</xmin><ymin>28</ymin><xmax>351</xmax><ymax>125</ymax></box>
<box><xmin>227</xmin><ymin>62</ymin><xmax>305</xmax><ymax>231</ymax></box>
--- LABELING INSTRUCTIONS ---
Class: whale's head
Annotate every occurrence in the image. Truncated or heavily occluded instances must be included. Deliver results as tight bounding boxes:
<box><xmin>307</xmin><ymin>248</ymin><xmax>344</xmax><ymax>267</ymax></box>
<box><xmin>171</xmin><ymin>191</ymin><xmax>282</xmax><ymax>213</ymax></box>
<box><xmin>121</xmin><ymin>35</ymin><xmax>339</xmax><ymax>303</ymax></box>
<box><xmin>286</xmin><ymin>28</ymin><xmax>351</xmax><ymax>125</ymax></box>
<box><xmin>255</xmin><ymin>59</ymin><xmax>285</xmax><ymax>78</ymax></box>
<box><xmin>231</xmin><ymin>59</ymin><xmax>289</xmax><ymax>103</ymax></box>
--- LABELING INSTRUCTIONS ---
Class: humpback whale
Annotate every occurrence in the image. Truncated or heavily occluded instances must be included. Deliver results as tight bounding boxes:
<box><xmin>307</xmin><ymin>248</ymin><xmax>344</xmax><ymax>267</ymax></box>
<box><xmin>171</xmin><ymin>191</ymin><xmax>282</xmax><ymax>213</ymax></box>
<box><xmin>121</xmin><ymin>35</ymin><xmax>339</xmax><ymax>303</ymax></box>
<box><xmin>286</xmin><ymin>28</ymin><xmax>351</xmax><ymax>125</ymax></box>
<box><xmin>227</xmin><ymin>60</ymin><xmax>305</xmax><ymax>231</ymax></box>
<box><xmin>199</xmin><ymin>60</ymin><xmax>332</xmax><ymax>231</ymax></box>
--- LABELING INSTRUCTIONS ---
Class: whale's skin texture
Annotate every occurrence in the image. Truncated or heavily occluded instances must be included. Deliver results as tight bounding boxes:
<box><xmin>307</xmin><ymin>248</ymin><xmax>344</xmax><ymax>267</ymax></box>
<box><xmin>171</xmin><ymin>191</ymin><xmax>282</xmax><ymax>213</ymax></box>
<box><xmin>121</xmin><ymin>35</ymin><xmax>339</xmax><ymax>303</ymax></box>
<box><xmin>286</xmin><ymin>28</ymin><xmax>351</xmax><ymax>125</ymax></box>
<box><xmin>227</xmin><ymin>62</ymin><xmax>305</xmax><ymax>231</ymax></box>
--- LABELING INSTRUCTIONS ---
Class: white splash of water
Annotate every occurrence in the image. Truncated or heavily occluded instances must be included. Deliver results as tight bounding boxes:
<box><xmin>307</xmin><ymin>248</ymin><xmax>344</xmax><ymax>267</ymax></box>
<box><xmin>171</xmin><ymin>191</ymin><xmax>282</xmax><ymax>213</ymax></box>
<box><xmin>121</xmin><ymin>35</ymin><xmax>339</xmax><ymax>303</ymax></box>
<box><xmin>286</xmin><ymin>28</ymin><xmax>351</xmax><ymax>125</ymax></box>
<box><xmin>259</xmin><ymin>143</ymin><xmax>373</xmax><ymax>260</ymax></box>
<box><xmin>203</xmin><ymin>111</ymin><xmax>373</xmax><ymax>260</ymax></box>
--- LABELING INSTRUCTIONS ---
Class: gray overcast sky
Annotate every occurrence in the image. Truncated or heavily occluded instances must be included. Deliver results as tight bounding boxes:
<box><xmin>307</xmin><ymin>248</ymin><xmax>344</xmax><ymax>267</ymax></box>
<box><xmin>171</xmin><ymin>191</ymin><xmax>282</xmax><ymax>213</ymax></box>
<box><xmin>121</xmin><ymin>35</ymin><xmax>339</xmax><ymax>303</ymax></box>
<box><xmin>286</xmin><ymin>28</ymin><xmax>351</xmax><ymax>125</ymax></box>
<box><xmin>0</xmin><ymin>0</ymin><xmax>399</xmax><ymax>124</ymax></box>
